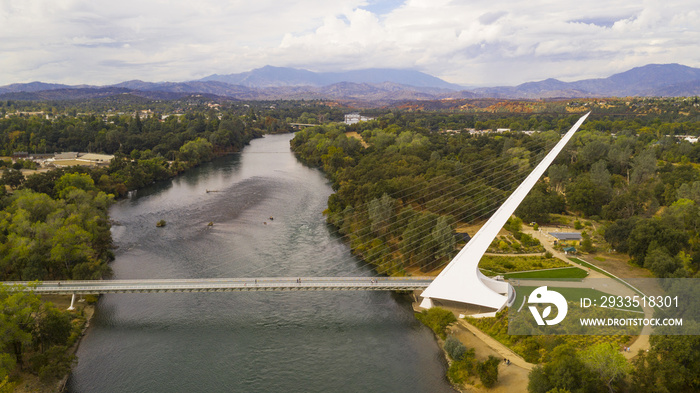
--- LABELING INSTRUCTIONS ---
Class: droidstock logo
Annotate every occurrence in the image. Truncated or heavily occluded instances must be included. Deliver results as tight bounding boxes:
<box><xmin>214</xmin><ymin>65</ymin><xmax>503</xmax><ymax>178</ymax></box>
<box><xmin>528</xmin><ymin>286</ymin><xmax>568</xmax><ymax>326</ymax></box>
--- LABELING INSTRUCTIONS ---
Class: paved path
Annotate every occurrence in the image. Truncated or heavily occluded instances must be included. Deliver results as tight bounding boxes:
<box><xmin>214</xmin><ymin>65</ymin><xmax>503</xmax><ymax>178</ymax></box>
<box><xmin>522</xmin><ymin>226</ymin><xmax>652</xmax><ymax>357</ymax></box>
<box><xmin>524</xmin><ymin>227</ymin><xmax>607</xmax><ymax>279</ymax></box>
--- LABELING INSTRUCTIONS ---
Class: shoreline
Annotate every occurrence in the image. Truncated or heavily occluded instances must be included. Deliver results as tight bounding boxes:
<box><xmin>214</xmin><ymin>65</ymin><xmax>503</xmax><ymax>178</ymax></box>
<box><xmin>411</xmin><ymin>293</ymin><xmax>530</xmax><ymax>393</ymax></box>
<box><xmin>12</xmin><ymin>295</ymin><xmax>95</xmax><ymax>393</ymax></box>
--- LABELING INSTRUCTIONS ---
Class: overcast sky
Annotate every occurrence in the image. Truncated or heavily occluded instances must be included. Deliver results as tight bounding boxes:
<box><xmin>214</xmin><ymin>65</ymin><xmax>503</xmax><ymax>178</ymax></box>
<box><xmin>1</xmin><ymin>0</ymin><xmax>699</xmax><ymax>87</ymax></box>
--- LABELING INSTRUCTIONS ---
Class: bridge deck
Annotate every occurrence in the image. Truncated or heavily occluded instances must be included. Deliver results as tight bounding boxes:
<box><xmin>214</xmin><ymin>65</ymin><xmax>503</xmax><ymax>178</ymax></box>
<box><xmin>2</xmin><ymin>277</ymin><xmax>433</xmax><ymax>295</ymax></box>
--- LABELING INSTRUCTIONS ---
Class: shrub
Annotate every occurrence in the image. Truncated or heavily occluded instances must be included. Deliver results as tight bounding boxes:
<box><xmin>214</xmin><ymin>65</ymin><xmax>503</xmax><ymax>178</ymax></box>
<box><xmin>477</xmin><ymin>355</ymin><xmax>500</xmax><ymax>388</ymax></box>
<box><xmin>415</xmin><ymin>307</ymin><xmax>456</xmax><ymax>339</ymax></box>
<box><xmin>444</xmin><ymin>335</ymin><xmax>473</xmax><ymax>361</ymax></box>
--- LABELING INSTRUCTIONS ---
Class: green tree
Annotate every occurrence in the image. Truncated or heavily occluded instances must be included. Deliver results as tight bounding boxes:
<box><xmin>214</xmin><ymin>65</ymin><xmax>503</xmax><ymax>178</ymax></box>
<box><xmin>580</xmin><ymin>343</ymin><xmax>630</xmax><ymax>393</ymax></box>
<box><xmin>566</xmin><ymin>176</ymin><xmax>611</xmax><ymax>217</ymax></box>
<box><xmin>527</xmin><ymin>345</ymin><xmax>601</xmax><ymax>393</ymax></box>
<box><xmin>54</xmin><ymin>172</ymin><xmax>96</xmax><ymax>199</ymax></box>
<box><xmin>632</xmin><ymin>335</ymin><xmax>700</xmax><ymax>392</ymax></box>
<box><xmin>367</xmin><ymin>194</ymin><xmax>395</xmax><ymax>236</ymax></box>
<box><xmin>431</xmin><ymin>216</ymin><xmax>455</xmax><ymax>264</ymax></box>
<box><xmin>415</xmin><ymin>307</ymin><xmax>456</xmax><ymax>339</ymax></box>
<box><xmin>0</xmin><ymin>284</ymin><xmax>41</xmax><ymax>369</ymax></box>
<box><xmin>179</xmin><ymin>137</ymin><xmax>213</xmax><ymax>163</ymax></box>
<box><xmin>35</xmin><ymin>303</ymin><xmax>72</xmax><ymax>352</ymax></box>
<box><xmin>477</xmin><ymin>355</ymin><xmax>500</xmax><ymax>388</ymax></box>
<box><xmin>548</xmin><ymin>164</ymin><xmax>569</xmax><ymax>193</ymax></box>
<box><xmin>629</xmin><ymin>149</ymin><xmax>657</xmax><ymax>185</ymax></box>
<box><xmin>0</xmin><ymin>168</ymin><xmax>24</xmax><ymax>189</ymax></box>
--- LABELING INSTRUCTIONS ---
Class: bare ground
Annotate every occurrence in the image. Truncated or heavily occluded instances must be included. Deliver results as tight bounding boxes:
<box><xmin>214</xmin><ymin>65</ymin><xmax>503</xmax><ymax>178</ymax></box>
<box><xmin>448</xmin><ymin>321</ymin><xmax>531</xmax><ymax>393</ymax></box>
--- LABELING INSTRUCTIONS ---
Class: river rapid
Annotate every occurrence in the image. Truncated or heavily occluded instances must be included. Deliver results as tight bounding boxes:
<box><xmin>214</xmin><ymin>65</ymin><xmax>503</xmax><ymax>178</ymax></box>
<box><xmin>66</xmin><ymin>133</ymin><xmax>455</xmax><ymax>393</ymax></box>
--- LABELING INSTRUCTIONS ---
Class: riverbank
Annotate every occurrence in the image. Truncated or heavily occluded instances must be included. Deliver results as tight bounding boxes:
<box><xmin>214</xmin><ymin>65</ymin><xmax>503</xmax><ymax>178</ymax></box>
<box><xmin>12</xmin><ymin>295</ymin><xmax>94</xmax><ymax>393</ymax></box>
<box><xmin>412</xmin><ymin>294</ymin><xmax>531</xmax><ymax>392</ymax></box>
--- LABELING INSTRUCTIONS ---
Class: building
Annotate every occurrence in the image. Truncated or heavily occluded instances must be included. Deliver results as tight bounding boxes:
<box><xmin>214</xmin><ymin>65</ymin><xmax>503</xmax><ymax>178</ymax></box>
<box><xmin>549</xmin><ymin>232</ymin><xmax>582</xmax><ymax>242</ymax></box>
<box><xmin>47</xmin><ymin>152</ymin><xmax>114</xmax><ymax>168</ymax></box>
<box><xmin>344</xmin><ymin>113</ymin><xmax>374</xmax><ymax>125</ymax></box>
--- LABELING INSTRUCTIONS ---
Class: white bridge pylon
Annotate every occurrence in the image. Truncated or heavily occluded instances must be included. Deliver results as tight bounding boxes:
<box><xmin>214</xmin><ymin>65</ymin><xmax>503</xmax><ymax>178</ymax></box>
<box><xmin>419</xmin><ymin>112</ymin><xmax>591</xmax><ymax>312</ymax></box>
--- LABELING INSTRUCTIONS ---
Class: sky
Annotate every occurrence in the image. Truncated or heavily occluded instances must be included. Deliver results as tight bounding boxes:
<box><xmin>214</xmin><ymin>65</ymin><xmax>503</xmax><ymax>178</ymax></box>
<box><xmin>1</xmin><ymin>0</ymin><xmax>699</xmax><ymax>87</ymax></box>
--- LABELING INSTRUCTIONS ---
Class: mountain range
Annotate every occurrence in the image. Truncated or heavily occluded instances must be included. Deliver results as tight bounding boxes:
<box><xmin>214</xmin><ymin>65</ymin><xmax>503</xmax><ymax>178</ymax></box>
<box><xmin>2</xmin><ymin>63</ymin><xmax>700</xmax><ymax>104</ymax></box>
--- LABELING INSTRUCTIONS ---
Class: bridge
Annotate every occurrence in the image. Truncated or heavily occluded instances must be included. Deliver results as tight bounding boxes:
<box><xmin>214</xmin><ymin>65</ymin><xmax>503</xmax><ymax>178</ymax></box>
<box><xmin>3</xmin><ymin>277</ymin><xmax>433</xmax><ymax>309</ymax></box>
<box><xmin>3</xmin><ymin>113</ymin><xmax>591</xmax><ymax>313</ymax></box>
<box><xmin>5</xmin><ymin>277</ymin><xmax>432</xmax><ymax>295</ymax></box>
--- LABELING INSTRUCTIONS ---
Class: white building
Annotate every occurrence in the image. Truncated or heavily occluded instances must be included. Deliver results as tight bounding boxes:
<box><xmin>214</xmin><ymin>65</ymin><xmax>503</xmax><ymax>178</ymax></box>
<box><xmin>344</xmin><ymin>113</ymin><xmax>374</xmax><ymax>125</ymax></box>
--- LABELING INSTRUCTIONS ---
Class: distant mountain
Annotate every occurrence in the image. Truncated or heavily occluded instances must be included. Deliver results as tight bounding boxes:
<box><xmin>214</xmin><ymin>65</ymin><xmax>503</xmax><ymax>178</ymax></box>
<box><xmin>475</xmin><ymin>64</ymin><xmax>700</xmax><ymax>98</ymax></box>
<box><xmin>0</xmin><ymin>81</ymin><xmax>75</xmax><ymax>94</ymax></box>
<box><xmin>201</xmin><ymin>65</ymin><xmax>464</xmax><ymax>90</ymax></box>
<box><xmin>1</xmin><ymin>63</ymin><xmax>699</xmax><ymax>103</ymax></box>
<box><xmin>0</xmin><ymin>87</ymin><xmax>228</xmax><ymax>101</ymax></box>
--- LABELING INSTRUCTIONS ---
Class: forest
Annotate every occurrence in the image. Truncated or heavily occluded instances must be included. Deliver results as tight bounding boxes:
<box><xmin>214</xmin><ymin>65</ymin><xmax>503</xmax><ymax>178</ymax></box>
<box><xmin>291</xmin><ymin>110</ymin><xmax>700</xmax><ymax>279</ymax></box>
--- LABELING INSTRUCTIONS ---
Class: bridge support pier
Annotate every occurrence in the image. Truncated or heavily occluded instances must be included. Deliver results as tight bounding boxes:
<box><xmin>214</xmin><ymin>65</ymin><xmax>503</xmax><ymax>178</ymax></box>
<box><xmin>68</xmin><ymin>293</ymin><xmax>76</xmax><ymax>311</ymax></box>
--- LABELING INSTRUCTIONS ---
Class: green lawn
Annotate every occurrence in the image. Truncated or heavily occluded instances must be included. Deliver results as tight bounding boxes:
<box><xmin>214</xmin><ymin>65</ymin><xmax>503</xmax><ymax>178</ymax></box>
<box><xmin>568</xmin><ymin>257</ymin><xmax>607</xmax><ymax>275</ymax></box>
<box><xmin>504</xmin><ymin>267</ymin><xmax>588</xmax><ymax>280</ymax></box>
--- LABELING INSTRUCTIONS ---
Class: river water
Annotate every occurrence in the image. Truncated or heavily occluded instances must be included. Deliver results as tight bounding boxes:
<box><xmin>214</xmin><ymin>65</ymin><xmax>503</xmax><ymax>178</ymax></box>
<box><xmin>66</xmin><ymin>133</ymin><xmax>455</xmax><ymax>393</ymax></box>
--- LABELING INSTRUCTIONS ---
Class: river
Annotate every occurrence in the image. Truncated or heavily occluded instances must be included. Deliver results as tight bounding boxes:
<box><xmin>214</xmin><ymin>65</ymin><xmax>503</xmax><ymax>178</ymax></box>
<box><xmin>66</xmin><ymin>133</ymin><xmax>455</xmax><ymax>393</ymax></box>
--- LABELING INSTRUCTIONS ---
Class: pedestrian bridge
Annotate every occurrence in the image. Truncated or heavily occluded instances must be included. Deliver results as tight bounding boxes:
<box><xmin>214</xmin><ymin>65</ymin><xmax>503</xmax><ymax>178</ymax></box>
<box><xmin>4</xmin><ymin>277</ymin><xmax>433</xmax><ymax>295</ymax></box>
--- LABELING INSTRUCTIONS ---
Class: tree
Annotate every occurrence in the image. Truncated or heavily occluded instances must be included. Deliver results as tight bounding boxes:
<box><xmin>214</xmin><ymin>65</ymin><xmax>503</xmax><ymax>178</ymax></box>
<box><xmin>580</xmin><ymin>231</ymin><xmax>595</xmax><ymax>253</ymax></box>
<box><xmin>630</xmin><ymin>149</ymin><xmax>657</xmax><ymax>185</ymax></box>
<box><xmin>367</xmin><ymin>194</ymin><xmax>395</xmax><ymax>236</ymax></box>
<box><xmin>626</xmin><ymin>217</ymin><xmax>689</xmax><ymax>267</ymax></box>
<box><xmin>35</xmin><ymin>303</ymin><xmax>72</xmax><ymax>352</ymax></box>
<box><xmin>676</xmin><ymin>180</ymin><xmax>700</xmax><ymax>203</ymax></box>
<box><xmin>415</xmin><ymin>307</ymin><xmax>456</xmax><ymax>339</ymax></box>
<box><xmin>548</xmin><ymin>164</ymin><xmax>569</xmax><ymax>193</ymax></box>
<box><xmin>604</xmin><ymin>217</ymin><xmax>640</xmax><ymax>253</ymax></box>
<box><xmin>516</xmin><ymin>183</ymin><xmax>565</xmax><ymax>223</ymax></box>
<box><xmin>431</xmin><ymin>216</ymin><xmax>455</xmax><ymax>264</ymax></box>
<box><xmin>632</xmin><ymin>335</ymin><xmax>700</xmax><ymax>392</ymax></box>
<box><xmin>0</xmin><ymin>168</ymin><xmax>24</xmax><ymax>189</ymax></box>
<box><xmin>643</xmin><ymin>248</ymin><xmax>684</xmax><ymax>278</ymax></box>
<box><xmin>477</xmin><ymin>355</ymin><xmax>500</xmax><ymax>388</ymax></box>
<box><xmin>179</xmin><ymin>138</ymin><xmax>213</xmax><ymax>163</ymax></box>
<box><xmin>0</xmin><ymin>284</ymin><xmax>41</xmax><ymax>370</ymax></box>
<box><xmin>580</xmin><ymin>343</ymin><xmax>630</xmax><ymax>393</ymax></box>
<box><xmin>566</xmin><ymin>176</ymin><xmax>611</xmax><ymax>217</ymax></box>
<box><xmin>54</xmin><ymin>172</ymin><xmax>96</xmax><ymax>199</ymax></box>
<box><xmin>527</xmin><ymin>345</ymin><xmax>600</xmax><ymax>393</ymax></box>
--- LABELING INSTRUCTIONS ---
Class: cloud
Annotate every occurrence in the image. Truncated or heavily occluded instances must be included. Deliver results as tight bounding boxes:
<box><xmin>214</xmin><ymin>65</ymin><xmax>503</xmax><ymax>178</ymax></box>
<box><xmin>0</xmin><ymin>0</ymin><xmax>699</xmax><ymax>86</ymax></box>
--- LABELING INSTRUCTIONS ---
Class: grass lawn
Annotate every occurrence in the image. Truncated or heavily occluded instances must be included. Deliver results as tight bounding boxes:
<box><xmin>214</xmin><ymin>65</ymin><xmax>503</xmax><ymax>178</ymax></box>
<box><xmin>504</xmin><ymin>267</ymin><xmax>588</xmax><ymax>280</ymax></box>
<box><xmin>569</xmin><ymin>257</ymin><xmax>607</xmax><ymax>275</ymax></box>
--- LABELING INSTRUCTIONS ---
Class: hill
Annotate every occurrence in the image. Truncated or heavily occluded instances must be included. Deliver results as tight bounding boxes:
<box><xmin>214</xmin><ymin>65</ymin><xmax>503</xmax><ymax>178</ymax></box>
<box><xmin>1</xmin><ymin>63</ymin><xmax>699</xmax><ymax>103</ymax></box>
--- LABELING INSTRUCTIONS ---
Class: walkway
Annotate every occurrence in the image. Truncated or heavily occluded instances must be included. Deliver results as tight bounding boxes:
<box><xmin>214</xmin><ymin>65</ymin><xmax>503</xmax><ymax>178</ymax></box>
<box><xmin>3</xmin><ymin>276</ymin><xmax>433</xmax><ymax>295</ymax></box>
<box><xmin>456</xmin><ymin>319</ymin><xmax>534</xmax><ymax>371</ymax></box>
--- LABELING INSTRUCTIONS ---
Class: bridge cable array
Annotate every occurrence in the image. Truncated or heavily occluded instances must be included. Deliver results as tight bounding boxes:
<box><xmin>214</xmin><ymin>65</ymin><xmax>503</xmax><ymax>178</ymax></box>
<box><xmin>186</xmin><ymin>133</ymin><xmax>563</xmax><ymax>281</ymax></box>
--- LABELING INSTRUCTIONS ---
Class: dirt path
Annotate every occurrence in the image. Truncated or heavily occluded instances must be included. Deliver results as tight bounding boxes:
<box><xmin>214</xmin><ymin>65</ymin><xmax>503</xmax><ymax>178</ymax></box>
<box><xmin>449</xmin><ymin>320</ymin><xmax>532</xmax><ymax>392</ymax></box>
